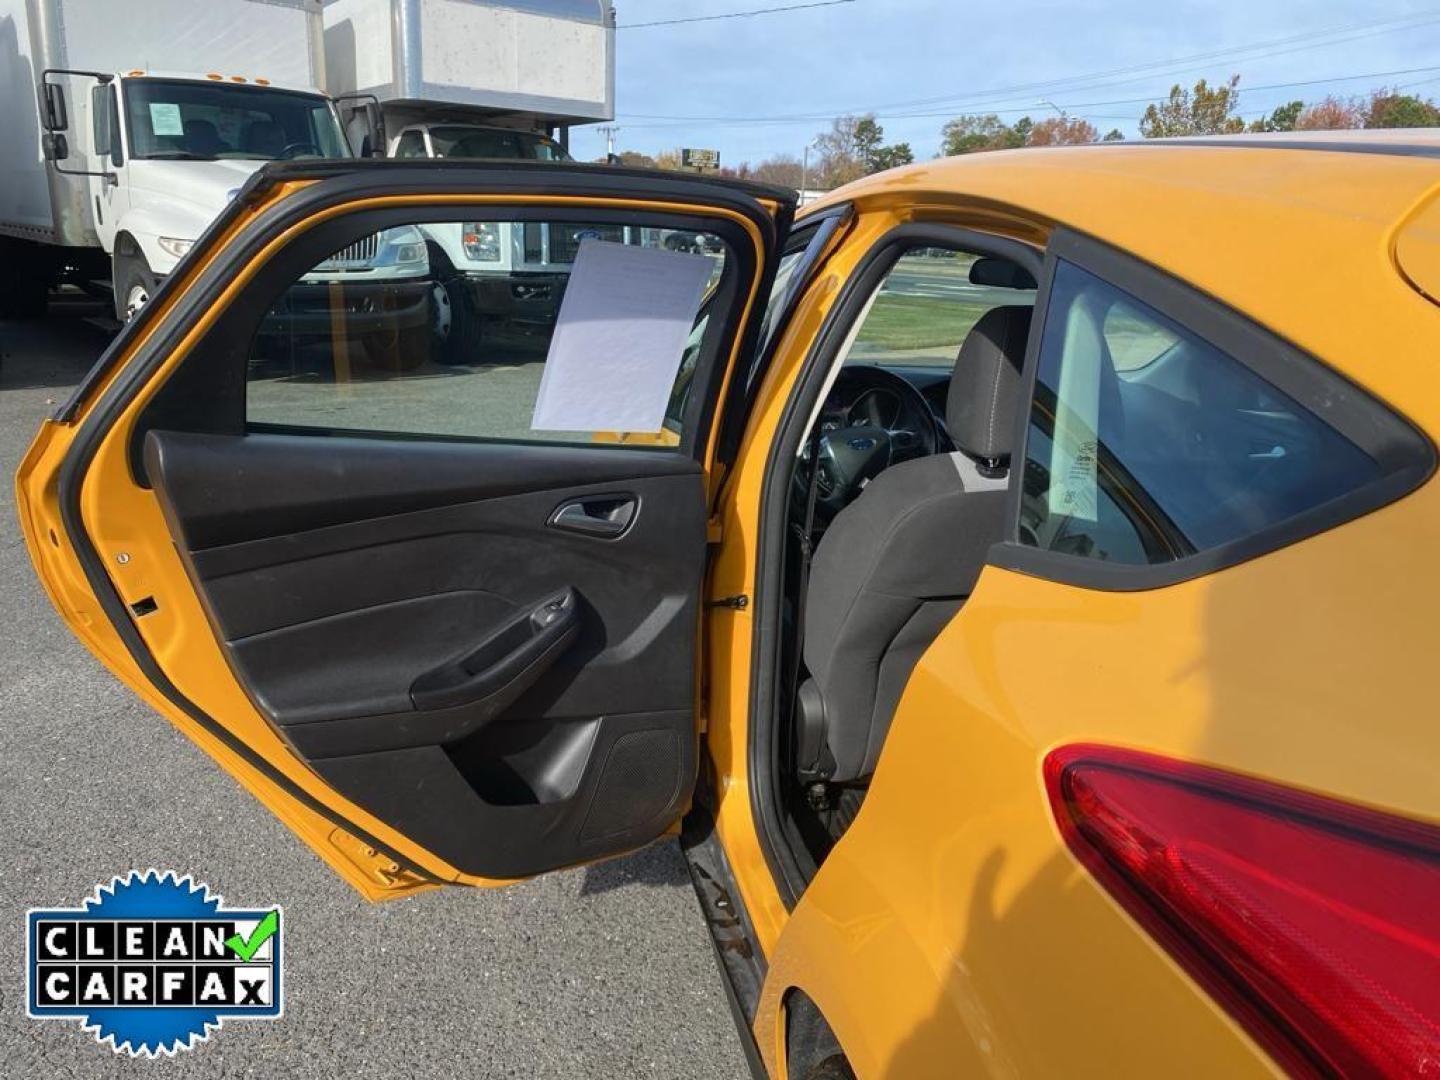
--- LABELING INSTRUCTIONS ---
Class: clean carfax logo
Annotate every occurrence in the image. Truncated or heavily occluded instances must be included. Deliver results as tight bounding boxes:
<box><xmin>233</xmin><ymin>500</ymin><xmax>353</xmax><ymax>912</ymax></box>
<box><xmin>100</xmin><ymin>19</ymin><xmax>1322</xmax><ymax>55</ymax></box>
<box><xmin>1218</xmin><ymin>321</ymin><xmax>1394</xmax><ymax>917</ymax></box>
<box><xmin>26</xmin><ymin>870</ymin><xmax>283</xmax><ymax>1056</ymax></box>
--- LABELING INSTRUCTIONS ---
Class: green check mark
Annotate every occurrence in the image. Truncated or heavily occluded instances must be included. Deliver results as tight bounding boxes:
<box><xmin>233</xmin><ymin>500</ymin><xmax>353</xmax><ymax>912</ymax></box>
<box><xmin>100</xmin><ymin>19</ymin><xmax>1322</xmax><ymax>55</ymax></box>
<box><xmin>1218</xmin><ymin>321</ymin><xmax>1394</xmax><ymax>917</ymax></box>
<box><xmin>225</xmin><ymin>910</ymin><xmax>279</xmax><ymax>961</ymax></box>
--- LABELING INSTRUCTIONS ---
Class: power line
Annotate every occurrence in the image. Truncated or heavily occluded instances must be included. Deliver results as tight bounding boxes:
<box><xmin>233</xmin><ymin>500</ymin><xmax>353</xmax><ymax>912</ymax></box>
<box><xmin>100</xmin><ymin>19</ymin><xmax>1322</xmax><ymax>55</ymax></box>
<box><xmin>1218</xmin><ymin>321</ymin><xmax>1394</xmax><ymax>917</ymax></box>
<box><xmin>614</xmin><ymin>64</ymin><xmax>1440</xmax><ymax>128</ymax></box>
<box><xmin>617</xmin><ymin>9</ymin><xmax>1440</xmax><ymax>121</ymax></box>
<box><xmin>620</xmin><ymin>0</ymin><xmax>855</xmax><ymax>30</ymax></box>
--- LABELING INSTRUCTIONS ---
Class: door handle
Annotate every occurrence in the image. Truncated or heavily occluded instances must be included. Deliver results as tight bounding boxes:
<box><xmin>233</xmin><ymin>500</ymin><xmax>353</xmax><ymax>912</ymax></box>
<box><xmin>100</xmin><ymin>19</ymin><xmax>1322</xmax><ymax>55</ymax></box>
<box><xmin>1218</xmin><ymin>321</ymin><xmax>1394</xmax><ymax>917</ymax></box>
<box><xmin>548</xmin><ymin>495</ymin><xmax>637</xmax><ymax>538</ymax></box>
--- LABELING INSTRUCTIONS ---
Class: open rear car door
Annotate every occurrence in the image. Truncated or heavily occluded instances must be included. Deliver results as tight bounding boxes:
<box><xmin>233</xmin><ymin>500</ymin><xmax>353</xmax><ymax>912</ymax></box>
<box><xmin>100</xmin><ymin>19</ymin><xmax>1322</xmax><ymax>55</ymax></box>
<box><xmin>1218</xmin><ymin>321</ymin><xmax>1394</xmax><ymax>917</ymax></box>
<box><xmin>17</xmin><ymin>161</ymin><xmax>790</xmax><ymax>898</ymax></box>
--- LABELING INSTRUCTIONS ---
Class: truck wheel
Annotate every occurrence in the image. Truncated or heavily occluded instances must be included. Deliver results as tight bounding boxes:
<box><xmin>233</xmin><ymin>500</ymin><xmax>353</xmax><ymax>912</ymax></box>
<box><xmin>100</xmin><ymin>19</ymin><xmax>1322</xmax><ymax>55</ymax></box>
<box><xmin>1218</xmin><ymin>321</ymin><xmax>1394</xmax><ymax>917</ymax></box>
<box><xmin>426</xmin><ymin>245</ymin><xmax>484</xmax><ymax>365</ymax></box>
<box><xmin>115</xmin><ymin>250</ymin><xmax>157</xmax><ymax>322</ymax></box>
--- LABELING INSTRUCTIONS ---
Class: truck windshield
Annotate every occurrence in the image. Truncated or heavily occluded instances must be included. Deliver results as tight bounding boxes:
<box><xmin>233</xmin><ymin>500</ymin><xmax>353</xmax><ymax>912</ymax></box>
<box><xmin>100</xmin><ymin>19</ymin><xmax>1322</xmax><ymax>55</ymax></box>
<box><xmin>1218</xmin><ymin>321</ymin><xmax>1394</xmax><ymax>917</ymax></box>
<box><xmin>124</xmin><ymin>79</ymin><xmax>349</xmax><ymax>161</ymax></box>
<box><xmin>428</xmin><ymin>126</ymin><xmax>569</xmax><ymax>161</ymax></box>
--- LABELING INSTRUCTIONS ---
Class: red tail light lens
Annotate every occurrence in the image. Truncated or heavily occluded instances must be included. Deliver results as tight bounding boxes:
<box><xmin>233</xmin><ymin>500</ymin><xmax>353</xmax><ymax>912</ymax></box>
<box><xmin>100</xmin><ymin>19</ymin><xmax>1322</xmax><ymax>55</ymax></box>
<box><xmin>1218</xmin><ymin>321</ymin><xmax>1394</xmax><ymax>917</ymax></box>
<box><xmin>1045</xmin><ymin>745</ymin><xmax>1440</xmax><ymax>1078</ymax></box>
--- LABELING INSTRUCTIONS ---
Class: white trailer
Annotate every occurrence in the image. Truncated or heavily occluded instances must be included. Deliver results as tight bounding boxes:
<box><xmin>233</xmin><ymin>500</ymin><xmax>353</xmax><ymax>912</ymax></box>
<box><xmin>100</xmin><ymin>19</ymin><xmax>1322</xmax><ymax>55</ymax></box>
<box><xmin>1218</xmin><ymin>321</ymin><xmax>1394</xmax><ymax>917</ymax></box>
<box><xmin>0</xmin><ymin>0</ymin><xmax>363</xmax><ymax>318</ymax></box>
<box><xmin>324</xmin><ymin>0</ymin><xmax>614</xmax><ymax>154</ymax></box>
<box><xmin>323</xmin><ymin>0</ymin><xmax>620</xmax><ymax>360</ymax></box>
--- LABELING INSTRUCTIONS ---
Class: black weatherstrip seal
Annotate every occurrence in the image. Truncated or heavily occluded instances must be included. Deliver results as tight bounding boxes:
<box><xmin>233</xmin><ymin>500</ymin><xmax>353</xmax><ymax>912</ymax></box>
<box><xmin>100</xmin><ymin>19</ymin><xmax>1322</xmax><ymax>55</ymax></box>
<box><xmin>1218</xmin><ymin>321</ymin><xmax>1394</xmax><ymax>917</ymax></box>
<box><xmin>749</xmin><ymin>223</ymin><xmax>1045</xmax><ymax>907</ymax></box>
<box><xmin>991</xmin><ymin>226</ymin><xmax>1437</xmax><ymax>592</ymax></box>
<box><xmin>55</xmin><ymin>160</ymin><xmax>793</xmax><ymax>886</ymax></box>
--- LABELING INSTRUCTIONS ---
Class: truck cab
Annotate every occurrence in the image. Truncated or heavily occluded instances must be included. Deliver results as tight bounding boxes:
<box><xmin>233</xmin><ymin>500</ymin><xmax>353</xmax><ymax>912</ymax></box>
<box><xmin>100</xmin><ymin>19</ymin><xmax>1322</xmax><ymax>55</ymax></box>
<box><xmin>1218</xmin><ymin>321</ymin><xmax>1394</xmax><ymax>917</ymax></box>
<box><xmin>74</xmin><ymin>71</ymin><xmax>356</xmax><ymax>319</ymax></box>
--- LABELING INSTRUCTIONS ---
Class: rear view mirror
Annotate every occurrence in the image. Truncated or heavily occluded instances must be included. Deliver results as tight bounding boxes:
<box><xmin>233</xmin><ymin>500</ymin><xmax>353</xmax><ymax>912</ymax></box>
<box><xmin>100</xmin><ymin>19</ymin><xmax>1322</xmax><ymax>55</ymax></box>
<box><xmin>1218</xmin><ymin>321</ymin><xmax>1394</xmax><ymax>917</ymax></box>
<box><xmin>41</xmin><ymin>82</ymin><xmax>68</xmax><ymax>132</ymax></box>
<box><xmin>41</xmin><ymin>132</ymin><xmax>68</xmax><ymax>162</ymax></box>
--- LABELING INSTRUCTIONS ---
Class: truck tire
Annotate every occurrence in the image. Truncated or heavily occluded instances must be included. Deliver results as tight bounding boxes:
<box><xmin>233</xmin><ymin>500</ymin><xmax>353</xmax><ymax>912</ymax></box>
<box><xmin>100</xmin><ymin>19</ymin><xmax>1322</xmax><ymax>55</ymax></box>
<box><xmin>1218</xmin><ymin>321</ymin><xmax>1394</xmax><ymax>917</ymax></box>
<box><xmin>426</xmin><ymin>244</ymin><xmax>484</xmax><ymax>365</ymax></box>
<box><xmin>114</xmin><ymin>248</ymin><xmax>158</xmax><ymax>322</ymax></box>
<box><xmin>0</xmin><ymin>239</ymin><xmax>50</xmax><ymax>319</ymax></box>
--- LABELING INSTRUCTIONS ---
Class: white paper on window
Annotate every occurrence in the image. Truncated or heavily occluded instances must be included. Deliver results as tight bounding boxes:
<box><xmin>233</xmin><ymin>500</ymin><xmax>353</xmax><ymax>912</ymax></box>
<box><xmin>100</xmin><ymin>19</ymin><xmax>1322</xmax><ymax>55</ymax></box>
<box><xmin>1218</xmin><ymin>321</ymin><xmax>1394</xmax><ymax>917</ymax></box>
<box><xmin>530</xmin><ymin>239</ymin><xmax>716</xmax><ymax>434</ymax></box>
<box><xmin>149</xmin><ymin>102</ymin><xmax>184</xmax><ymax>136</ymax></box>
<box><xmin>1047</xmin><ymin>292</ymin><xmax>1105</xmax><ymax>523</ymax></box>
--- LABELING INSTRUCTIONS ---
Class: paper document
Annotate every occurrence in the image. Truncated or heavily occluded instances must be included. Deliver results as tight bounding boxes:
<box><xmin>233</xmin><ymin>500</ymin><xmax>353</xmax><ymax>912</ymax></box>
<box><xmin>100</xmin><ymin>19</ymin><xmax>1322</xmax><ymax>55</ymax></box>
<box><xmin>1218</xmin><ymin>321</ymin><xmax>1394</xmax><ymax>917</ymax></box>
<box><xmin>149</xmin><ymin>103</ymin><xmax>184</xmax><ymax>137</ymax></box>
<box><xmin>530</xmin><ymin>239</ymin><xmax>716</xmax><ymax>434</ymax></box>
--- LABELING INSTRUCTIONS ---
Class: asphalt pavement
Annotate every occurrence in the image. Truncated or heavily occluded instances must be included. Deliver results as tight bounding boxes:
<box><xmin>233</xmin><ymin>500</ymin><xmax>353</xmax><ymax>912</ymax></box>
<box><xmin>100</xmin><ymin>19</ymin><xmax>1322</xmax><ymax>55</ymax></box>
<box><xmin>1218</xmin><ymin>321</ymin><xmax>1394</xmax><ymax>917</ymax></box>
<box><xmin>0</xmin><ymin>296</ymin><xmax>747</xmax><ymax>1079</ymax></box>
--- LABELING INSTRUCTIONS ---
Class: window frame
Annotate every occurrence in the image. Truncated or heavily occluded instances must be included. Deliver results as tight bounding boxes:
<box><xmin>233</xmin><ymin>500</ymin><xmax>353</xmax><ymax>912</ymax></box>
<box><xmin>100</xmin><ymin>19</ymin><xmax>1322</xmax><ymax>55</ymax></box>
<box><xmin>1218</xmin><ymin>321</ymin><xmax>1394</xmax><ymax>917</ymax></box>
<box><xmin>748</xmin><ymin>221</ymin><xmax>1046</xmax><ymax>908</ymax></box>
<box><xmin>991</xmin><ymin>227</ymin><xmax>1436</xmax><ymax>591</ymax></box>
<box><xmin>128</xmin><ymin>200</ymin><xmax>768</xmax><ymax>481</ymax></box>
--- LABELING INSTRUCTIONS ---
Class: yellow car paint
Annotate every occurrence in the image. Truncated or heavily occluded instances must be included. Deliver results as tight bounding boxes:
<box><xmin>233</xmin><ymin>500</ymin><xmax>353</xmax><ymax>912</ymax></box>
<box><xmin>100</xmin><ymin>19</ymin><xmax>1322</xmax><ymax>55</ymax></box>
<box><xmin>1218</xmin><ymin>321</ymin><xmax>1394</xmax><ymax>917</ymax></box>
<box><xmin>17</xmin><ymin>137</ymin><xmax>1440</xmax><ymax>1074</ymax></box>
<box><xmin>19</xmin><ymin>190</ymin><xmax>773</xmax><ymax>895</ymax></box>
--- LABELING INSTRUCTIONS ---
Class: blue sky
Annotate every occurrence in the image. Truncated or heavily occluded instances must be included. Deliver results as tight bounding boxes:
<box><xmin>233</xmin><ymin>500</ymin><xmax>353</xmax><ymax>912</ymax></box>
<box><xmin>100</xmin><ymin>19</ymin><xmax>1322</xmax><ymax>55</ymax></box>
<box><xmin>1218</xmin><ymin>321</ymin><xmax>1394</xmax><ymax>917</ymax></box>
<box><xmin>568</xmin><ymin>0</ymin><xmax>1440</xmax><ymax>165</ymax></box>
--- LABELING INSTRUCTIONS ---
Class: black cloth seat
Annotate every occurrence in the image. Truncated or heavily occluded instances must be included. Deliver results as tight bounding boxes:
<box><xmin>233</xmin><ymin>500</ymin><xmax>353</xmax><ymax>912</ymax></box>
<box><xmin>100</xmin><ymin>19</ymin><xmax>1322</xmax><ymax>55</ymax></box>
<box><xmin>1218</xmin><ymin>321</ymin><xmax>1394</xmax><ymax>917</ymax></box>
<box><xmin>796</xmin><ymin>305</ymin><xmax>1032</xmax><ymax>783</ymax></box>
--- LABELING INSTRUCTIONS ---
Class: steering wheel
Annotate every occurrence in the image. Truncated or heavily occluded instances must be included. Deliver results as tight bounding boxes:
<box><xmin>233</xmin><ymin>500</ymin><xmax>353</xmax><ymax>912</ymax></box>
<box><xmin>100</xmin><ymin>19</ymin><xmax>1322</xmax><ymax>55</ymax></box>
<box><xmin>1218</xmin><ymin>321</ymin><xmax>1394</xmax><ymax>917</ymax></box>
<box><xmin>277</xmin><ymin>142</ymin><xmax>322</xmax><ymax>160</ymax></box>
<box><xmin>794</xmin><ymin>365</ymin><xmax>944</xmax><ymax>519</ymax></box>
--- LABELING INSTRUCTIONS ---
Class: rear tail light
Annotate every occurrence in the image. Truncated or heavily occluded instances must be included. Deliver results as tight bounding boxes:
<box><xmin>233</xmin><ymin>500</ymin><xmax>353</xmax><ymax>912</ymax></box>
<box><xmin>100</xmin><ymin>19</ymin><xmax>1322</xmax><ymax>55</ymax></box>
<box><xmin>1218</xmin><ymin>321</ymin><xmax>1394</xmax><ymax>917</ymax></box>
<box><xmin>1045</xmin><ymin>745</ymin><xmax>1440</xmax><ymax>1078</ymax></box>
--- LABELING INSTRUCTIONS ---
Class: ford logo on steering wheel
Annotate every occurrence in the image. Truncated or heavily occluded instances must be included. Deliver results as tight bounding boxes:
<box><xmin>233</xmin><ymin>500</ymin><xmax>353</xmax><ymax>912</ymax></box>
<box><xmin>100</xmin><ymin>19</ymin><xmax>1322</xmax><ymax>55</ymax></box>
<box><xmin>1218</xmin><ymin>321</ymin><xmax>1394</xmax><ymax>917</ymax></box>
<box><xmin>848</xmin><ymin>436</ymin><xmax>878</xmax><ymax>451</ymax></box>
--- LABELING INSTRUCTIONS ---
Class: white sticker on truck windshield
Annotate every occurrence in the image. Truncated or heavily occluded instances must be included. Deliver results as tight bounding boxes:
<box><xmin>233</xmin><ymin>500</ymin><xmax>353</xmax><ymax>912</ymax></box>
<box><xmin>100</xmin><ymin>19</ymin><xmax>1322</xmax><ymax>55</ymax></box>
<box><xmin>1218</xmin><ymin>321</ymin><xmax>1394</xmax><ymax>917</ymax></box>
<box><xmin>530</xmin><ymin>239</ymin><xmax>715</xmax><ymax>435</ymax></box>
<box><xmin>149</xmin><ymin>103</ymin><xmax>184</xmax><ymax>137</ymax></box>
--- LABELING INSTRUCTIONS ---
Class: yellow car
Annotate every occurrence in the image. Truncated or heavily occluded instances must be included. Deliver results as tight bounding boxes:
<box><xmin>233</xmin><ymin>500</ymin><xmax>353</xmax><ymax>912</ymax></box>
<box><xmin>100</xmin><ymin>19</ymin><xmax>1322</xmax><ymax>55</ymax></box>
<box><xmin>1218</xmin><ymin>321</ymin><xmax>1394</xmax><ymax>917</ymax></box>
<box><xmin>17</xmin><ymin>133</ymin><xmax>1440</xmax><ymax>1078</ymax></box>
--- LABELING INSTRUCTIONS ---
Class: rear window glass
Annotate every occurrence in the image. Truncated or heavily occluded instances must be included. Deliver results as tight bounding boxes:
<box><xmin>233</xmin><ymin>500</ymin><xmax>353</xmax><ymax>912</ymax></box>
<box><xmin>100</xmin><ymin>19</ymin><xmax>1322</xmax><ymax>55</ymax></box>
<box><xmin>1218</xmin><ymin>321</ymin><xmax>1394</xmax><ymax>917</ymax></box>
<box><xmin>1021</xmin><ymin>260</ymin><xmax>1382</xmax><ymax>564</ymax></box>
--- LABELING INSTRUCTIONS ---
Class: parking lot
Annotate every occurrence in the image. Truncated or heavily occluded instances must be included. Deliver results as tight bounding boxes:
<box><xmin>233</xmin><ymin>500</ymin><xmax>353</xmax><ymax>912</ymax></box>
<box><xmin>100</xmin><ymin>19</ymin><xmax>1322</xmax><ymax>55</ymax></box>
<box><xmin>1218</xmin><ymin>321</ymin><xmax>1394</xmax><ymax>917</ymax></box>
<box><xmin>0</xmin><ymin>297</ymin><xmax>746</xmax><ymax>1078</ymax></box>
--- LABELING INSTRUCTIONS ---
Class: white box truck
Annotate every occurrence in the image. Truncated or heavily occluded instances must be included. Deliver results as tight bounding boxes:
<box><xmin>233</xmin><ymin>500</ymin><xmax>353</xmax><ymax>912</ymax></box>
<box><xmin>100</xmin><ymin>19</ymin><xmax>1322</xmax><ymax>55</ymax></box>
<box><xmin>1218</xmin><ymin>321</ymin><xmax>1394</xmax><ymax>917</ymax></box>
<box><xmin>325</xmin><ymin>0</ymin><xmax>638</xmax><ymax>358</ymax></box>
<box><xmin>0</xmin><ymin>0</ymin><xmax>374</xmax><ymax>319</ymax></box>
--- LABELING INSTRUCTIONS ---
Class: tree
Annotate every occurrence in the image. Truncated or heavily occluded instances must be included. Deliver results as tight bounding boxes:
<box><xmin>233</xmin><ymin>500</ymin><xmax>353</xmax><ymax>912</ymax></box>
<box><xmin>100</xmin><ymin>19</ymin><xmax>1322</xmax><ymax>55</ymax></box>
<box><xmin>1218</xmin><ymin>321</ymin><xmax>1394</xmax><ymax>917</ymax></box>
<box><xmin>1027</xmin><ymin>116</ymin><xmax>1099</xmax><ymax>146</ymax></box>
<box><xmin>869</xmin><ymin>142</ymin><xmax>915</xmax><ymax>170</ymax></box>
<box><xmin>812</xmin><ymin>114</ymin><xmax>914</xmax><ymax>184</ymax></box>
<box><xmin>1366</xmin><ymin>89</ymin><xmax>1440</xmax><ymax>128</ymax></box>
<box><xmin>813</xmin><ymin>114</ymin><xmax>869</xmax><ymax>186</ymax></box>
<box><xmin>1102</xmin><ymin>128</ymin><xmax>1125</xmax><ymax>141</ymax></box>
<box><xmin>616</xmin><ymin>150</ymin><xmax>657</xmax><ymax>169</ymax></box>
<box><xmin>750</xmin><ymin>154</ymin><xmax>805</xmax><ymax>188</ymax></box>
<box><xmin>940</xmin><ymin>113</ymin><xmax>1026</xmax><ymax>155</ymax></box>
<box><xmin>1139</xmin><ymin>76</ymin><xmax>1245</xmax><ymax>137</ymax></box>
<box><xmin>652</xmin><ymin>148</ymin><xmax>683</xmax><ymax>171</ymax></box>
<box><xmin>1248</xmin><ymin>100</ymin><xmax>1304</xmax><ymax>133</ymax></box>
<box><xmin>1295</xmin><ymin>95</ymin><xmax>1365</xmax><ymax>131</ymax></box>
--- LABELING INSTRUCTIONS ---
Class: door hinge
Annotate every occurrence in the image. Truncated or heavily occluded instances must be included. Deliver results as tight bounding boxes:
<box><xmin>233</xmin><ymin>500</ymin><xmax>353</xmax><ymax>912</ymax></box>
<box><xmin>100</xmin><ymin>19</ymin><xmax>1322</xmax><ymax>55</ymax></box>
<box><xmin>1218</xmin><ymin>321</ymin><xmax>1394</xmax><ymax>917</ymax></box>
<box><xmin>707</xmin><ymin>594</ymin><xmax>749</xmax><ymax>610</ymax></box>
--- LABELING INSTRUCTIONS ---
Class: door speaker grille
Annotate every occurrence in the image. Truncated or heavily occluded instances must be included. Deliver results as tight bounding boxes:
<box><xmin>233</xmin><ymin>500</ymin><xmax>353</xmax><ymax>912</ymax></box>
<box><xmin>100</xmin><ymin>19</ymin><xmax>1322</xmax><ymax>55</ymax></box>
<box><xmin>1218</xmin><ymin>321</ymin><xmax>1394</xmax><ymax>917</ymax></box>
<box><xmin>579</xmin><ymin>729</ymin><xmax>680</xmax><ymax>841</ymax></box>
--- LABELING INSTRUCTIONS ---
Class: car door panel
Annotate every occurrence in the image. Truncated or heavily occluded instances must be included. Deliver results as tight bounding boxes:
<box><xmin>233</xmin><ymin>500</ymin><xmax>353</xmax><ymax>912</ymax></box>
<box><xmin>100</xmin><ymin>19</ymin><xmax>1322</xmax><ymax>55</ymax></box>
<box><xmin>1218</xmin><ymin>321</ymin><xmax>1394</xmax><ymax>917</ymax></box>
<box><xmin>18</xmin><ymin>162</ymin><xmax>792</xmax><ymax>894</ymax></box>
<box><xmin>141</xmin><ymin>429</ymin><xmax>705</xmax><ymax>879</ymax></box>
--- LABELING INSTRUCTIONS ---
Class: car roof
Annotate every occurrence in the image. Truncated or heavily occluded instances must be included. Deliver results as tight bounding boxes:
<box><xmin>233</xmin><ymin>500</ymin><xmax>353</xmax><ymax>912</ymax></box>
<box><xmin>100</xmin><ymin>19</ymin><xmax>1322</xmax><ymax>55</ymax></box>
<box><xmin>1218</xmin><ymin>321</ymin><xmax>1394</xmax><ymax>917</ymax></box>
<box><xmin>807</xmin><ymin>130</ymin><xmax>1440</xmax><ymax>434</ymax></box>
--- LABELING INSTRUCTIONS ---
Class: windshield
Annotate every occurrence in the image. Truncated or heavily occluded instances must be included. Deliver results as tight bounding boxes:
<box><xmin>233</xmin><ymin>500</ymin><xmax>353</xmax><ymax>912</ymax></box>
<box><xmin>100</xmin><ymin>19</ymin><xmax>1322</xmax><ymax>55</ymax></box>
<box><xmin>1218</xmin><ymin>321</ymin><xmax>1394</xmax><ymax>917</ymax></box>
<box><xmin>427</xmin><ymin>126</ymin><xmax>569</xmax><ymax>161</ymax></box>
<box><xmin>123</xmin><ymin>79</ymin><xmax>350</xmax><ymax>161</ymax></box>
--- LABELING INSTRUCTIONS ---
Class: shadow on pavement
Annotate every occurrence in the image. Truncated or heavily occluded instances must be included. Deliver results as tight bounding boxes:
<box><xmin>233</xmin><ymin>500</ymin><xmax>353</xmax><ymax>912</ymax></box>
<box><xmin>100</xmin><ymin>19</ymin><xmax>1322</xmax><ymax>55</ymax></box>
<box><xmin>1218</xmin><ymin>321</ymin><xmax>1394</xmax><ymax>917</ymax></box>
<box><xmin>0</xmin><ymin>292</ymin><xmax>115</xmax><ymax>393</ymax></box>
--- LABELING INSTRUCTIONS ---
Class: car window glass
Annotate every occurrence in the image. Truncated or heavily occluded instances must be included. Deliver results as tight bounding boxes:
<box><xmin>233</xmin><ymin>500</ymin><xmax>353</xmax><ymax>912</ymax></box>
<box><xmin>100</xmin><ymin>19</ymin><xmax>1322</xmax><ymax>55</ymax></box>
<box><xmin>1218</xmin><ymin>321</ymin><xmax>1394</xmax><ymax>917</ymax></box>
<box><xmin>124</xmin><ymin>79</ymin><xmax>347</xmax><ymax>161</ymax></box>
<box><xmin>394</xmin><ymin>130</ymin><xmax>428</xmax><ymax>158</ymax></box>
<box><xmin>1104</xmin><ymin>299</ymin><xmax>1179</xmax><ymax>372</ymax></box>
<box><xmin>1021</xmin><ymin>260</ymin><xmax>1382</xmax><ymax>563</ymax></box>
<box><xmin>428</xmin><ymin>126</ymin><xmax>566</xmax><ymax>161</ymax></box>
<box><xmin>843</xmin><ymin>249</ymin><xmax>1036</xmax><ymax>370</ymax></box>
<box><xmin>245</xmin><ymin>215</ymin><xmax>729</xmax><ymax>449</ymax></box>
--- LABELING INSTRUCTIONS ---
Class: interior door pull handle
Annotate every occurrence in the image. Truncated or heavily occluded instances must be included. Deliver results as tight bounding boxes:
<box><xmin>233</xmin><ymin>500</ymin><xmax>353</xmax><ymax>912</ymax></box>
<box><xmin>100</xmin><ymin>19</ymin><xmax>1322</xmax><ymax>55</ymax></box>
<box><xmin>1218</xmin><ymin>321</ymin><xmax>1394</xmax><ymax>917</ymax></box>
<box><xmin>548</xmin><ymin>496</ymin><xmax>637</xmax><ymax>538</ymax></box>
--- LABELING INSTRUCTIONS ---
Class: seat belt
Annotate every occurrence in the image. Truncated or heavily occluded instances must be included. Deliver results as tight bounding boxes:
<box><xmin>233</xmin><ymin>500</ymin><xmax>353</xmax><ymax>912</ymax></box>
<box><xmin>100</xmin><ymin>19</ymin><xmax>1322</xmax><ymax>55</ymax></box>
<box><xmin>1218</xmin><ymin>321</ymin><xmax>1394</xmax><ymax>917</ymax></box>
<box><xmin>789</xmin><ymin>433</ymin><xmax>826</xmax><ymax>780</ymax></box>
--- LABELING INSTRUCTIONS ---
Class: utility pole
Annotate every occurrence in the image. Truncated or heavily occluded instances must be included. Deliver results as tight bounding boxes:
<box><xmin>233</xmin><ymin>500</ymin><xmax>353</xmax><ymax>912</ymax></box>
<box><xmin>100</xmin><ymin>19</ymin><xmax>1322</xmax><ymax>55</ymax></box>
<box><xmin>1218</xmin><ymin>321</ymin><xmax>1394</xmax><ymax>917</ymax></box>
<box><xmin>801</xmin><ymin>137</ymin><xmax>820</xmax><ymax>205</ymax></box>
<box><xmin>597</xmin><ymin>125</ymin><xmax>621</xmax><ymax>161</ymax></box>
<box><xmin>1039</xmin><ymin>99</ymin><xmax>1067</xmax><ymax>119</ymax></box>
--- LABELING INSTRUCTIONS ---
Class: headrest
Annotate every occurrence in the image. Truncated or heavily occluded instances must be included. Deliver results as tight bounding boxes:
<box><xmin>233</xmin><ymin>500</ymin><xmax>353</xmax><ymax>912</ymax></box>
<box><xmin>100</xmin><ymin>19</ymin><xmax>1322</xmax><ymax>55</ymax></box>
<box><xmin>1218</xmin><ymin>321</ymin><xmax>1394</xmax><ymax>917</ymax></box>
<box><xmin>946</xmin><ymin>305</ymin><xmax>1033</xmax><ymax>465</ymax></box>
<box><xmin>968</xmin><ymin>257</ymin><xmax>1037</xmax><ymax>290</ymax></box>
